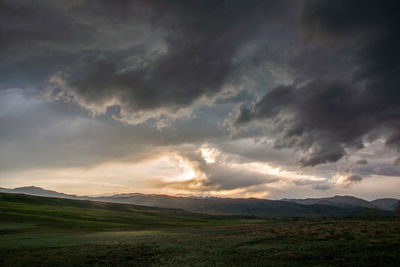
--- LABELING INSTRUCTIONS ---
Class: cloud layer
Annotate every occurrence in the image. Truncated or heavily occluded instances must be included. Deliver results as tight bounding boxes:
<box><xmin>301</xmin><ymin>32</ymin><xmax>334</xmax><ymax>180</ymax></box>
<box><xmin>1</xmin><ymin>0</ymin><xmax>400</xmax><ymax>198</ymax></box>
<box><xmin>1</xmin><ymin>0</ymin><xmax>296</xmax><ymax>124</ymax></box>
<box><xmin>235</xmin><ymin>0</ymin><xmax>400</xmax><ymax>165</ymax></box>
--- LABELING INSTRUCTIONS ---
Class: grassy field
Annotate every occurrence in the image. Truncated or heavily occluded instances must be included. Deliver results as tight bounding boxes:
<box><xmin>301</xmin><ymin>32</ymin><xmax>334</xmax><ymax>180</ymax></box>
<box><xmin>1</xmin><ymin>193</ymin><xmax>400</xmax><ymax>266</ymax></box>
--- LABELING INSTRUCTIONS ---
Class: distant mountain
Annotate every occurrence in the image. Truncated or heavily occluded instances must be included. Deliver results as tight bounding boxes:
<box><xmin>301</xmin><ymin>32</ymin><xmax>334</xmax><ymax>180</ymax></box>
<box><xmin>282</xmin><ymin>195</ymin><xmax>399</xmax><ymax>211</ymax></box>
<box><xmin>93</xmin><ymin>194</ymin><xmax>365</xmax><ymax>218</ymax></box>
<box><xmin>371</xmin><ymin>198</ymin><xmax>400</xmax><ymax>211</ymax></box>
<box><xmin>1</xmin><ymin>186</ymin><xmax>398</xmax><ymax>217</ymax></box>
<box><xmin>282</xmin><ymin>196</ymin><xmax>372</xmax><ymax>208</ymax></box>
<box><xmin>0</xmin><ymin>186</ymin><xmax>80</xmax><ymax>200</ymax></box>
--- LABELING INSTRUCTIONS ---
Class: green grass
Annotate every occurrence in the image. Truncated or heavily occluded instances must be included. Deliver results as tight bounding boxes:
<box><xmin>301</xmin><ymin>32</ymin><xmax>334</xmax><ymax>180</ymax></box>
<box><xmin>1</xmin><ymin>193</ymin><xmax>400</xmax><ymax>266</ymax></box>
<box><xmin>0</xmin><ymin>193</ymin><xmax>238</xmax><ymax>232</ymax></box>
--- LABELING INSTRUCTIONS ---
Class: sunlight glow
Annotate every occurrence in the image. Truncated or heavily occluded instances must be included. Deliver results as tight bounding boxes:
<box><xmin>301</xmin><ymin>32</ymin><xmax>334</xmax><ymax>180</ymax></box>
<box><xmin>199</xmin><ymin>145</ymin><xmax>219</xmax><ymax>163</ymax></box>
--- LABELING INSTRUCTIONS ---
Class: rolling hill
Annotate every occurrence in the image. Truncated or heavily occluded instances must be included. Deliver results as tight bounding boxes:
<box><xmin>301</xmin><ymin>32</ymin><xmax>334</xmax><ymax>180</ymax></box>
<box><xmin>92</xmin><ymin>193</ymin><xmax>365</xmax><ymax>217</ymax></box>
<box><xmin>2</xmin><ymin>186</ymin><xmax>397</xmax><ymax>218</ymax></box>
<box><xmin>0</xmin><ymin>192</ymin><xmax>231</xmax><ymax>230</ymax></box>
<box><xmin>282</xmin><ymin>195</ymin><xmax>399</xmax><ymax>211</ymax></box>
<box><xmin>1</xmin><ymin>192</ymin><xmax>400</xmax><ymax>266</ymax></box>
<box><xmin>0</xmin><ymin>186</ymin><xmax>80</xmax><ymax>199</ymax></box>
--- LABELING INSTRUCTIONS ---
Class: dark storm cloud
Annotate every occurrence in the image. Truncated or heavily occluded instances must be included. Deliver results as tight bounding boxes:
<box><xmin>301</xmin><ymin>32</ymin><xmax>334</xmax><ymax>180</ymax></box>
<box><xmin>235</xmin><ymin>0</ymin><xmax>400</xmax><ymax>166</ymax></box>
<box><xmin>0</xmin><ymin>0</ymin><xmax>91</xmax><ymax>89</ymax></box>
<box><xmin>1</xmin><ymin>0</ymin><xmax>295</xmax><ymax>117</ymax></box>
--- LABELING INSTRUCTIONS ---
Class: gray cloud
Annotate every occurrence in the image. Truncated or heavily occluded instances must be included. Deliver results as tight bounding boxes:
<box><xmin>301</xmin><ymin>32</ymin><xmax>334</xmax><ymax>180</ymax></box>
<box><xmin>313</xmin><ymin>184</ymin><xmax>332</xmax><ymax>191</ymax></box>
<box><xmin>198</xmin><ymin>162</ymin><xmax>277</xmax><ymax>191</ymax></box>
<box><xmin>0</xmin><ymin>89</ymin><xmax>229</xmax><ymax>172</ymax></box>
<box><xmin>182</xmin><ymin>150</ymin><xmax>278</xmax><ymax>191</ymax></box>
<box><xmin>235</xmin><ymin>0</ymin><xmax>400</xmax><ymax>166</ymax></box>
<box><xmin>355</xmin><ymin>159</ymin><xmax>368</xmax><ymax>165</ymax></box>
<box><xmin>1</xmin><ymin>0</ymin><xmax>296</xmax><ymax>124</ymax></box>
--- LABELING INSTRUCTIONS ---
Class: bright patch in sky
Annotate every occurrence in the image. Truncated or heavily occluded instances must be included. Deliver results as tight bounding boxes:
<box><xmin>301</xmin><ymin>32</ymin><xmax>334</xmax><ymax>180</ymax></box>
<box><xmin>199</xmin><ymin>145</ymin><xmax>219</xmax><ymax>164</ymax></box>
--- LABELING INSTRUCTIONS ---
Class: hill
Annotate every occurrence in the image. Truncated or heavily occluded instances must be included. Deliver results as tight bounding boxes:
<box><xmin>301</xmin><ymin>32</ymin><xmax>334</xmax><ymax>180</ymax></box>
<box><xmin>0</xmin><ymin>186</ymin><xmax>79</xmax><ymax>199</ymax></box>
<box><xmin>371</xmin><ymin>198</ymin><xmax>400</xmax><ymax>211</ymax></box>
<box><xmin>1</xmin><ymin>186</ymin><xmax>397</xmax><ymax>217</ymax></box>
<box><xmin>282</xmin><ymin>195</ymin><xmax>399</xmax><ymax>211</ymax></box>
<box><xmin>0</xmin><ymin>193</ymin><xmax>232</xmax><ymax>230</ymax></box>
<box><xmin>93</xmin><ymin>194</ymin><xmax>364</xmax><ymax>217</ymax></box>
<box><xmin>1</xmin><ymin>192</ymin><xmax>400</xmax><ymax>266</ymax></box>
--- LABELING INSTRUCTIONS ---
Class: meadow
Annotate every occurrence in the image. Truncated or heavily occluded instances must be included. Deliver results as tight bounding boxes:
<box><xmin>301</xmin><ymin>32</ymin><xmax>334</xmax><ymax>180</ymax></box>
<box><xmin>1</xmin><ymin>193</ymin><xmax>400</xmax><ymax>266</ymax></box>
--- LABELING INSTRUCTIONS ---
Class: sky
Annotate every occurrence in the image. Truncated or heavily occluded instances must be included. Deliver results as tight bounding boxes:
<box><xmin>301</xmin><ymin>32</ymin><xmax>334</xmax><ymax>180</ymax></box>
<box><xmin>1</xmin><ymin>0</ymin><xmax>400</xmax><ymax>200</ymax></box>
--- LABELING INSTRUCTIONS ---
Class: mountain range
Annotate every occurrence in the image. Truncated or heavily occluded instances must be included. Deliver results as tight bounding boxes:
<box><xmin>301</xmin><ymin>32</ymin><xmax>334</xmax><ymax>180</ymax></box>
<box><xmin>1</xmin><ymin>186</ymin><xmax>398</xmax><ymax>218</ymax></box>
<box><xmin>282</xmin><ymin>196</ymin><xmax>399</xmax><ymax>211</ymax></box>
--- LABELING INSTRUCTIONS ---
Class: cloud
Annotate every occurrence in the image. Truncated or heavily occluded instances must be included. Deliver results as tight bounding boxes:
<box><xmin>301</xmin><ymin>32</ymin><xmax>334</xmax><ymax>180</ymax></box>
<box><xmin>234</xmin><ymin>0</ymin><xmax>400</xmax><ymax>166</ymax></box>
<box><xmin>343</xmin><ymin>174</ymin><xmax>363</xmax><ymax>188</ymax></box>
<box><xmin>179</xmin><ymin>149</ymin><xmax>279</xmax><ymax>192</ymax></box>
<box><xmin>355</xmin><ymin>159</ymin><xmax>368</xmax><ymax>165</ymax></box>
<box><xmin>0</xmin><ymin>0</ymin><xmax>295</xmax><ymax>124</ymax></box>
<box><xmin>199</xmin><ymin>162</ymin><xmax>278</xmax><ymax>191</ymax></box>
<box><xmin>313</xmin><ymin>184</ymin><xmax>332</xmax><ymax>191</ymax></box>
<box><xmin>0</xmin><ymin>89</ymin><xmax>232</xmax><ymax>172</ymax></box>
<box><xmin>154</xmin><ymin>143</ymin><xmax>332</xmax><ymax>196</ymax></box>
<box><xmin>333</xmin><ymin>173</ymin><xmax>363</xmax><ymax>188</ymax></box>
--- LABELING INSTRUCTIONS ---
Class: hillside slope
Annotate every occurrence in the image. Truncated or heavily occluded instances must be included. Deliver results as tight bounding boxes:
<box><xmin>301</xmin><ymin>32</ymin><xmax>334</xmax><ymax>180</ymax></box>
<box><xmin>0</xmin><ymin>193</ymin><xmax>232</xmax><ymax>230</ymax></box>
<box><xmin>1</xmin><ymin>186</ymin><xmax>397</xmax><ymax>217</ymax></box>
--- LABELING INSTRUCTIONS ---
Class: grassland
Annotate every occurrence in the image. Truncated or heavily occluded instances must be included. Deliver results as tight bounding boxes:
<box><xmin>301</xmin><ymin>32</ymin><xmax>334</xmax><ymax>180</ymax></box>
<box><xmin>1</xmin><ymin>193</ymin><xmax>400</xmax><ymax>266</ymax></box>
